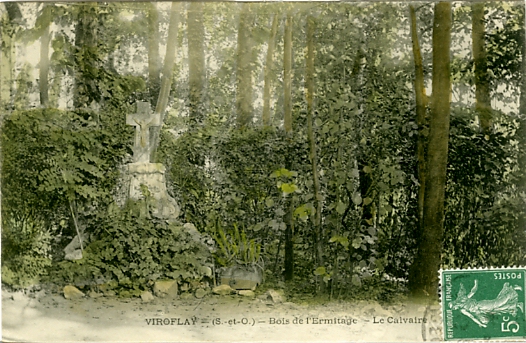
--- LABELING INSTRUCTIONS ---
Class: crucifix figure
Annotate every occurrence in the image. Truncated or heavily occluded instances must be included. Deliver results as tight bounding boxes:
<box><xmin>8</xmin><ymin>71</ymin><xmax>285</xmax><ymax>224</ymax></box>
<box><xmin>126</xmin><ymin>101</ymin><xmax>161</xmax><ymax>163</ymax></box>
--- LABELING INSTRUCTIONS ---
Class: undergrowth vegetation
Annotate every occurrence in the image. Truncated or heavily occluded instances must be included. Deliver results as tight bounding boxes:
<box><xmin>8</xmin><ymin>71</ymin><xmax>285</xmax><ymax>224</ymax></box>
<box><xmin>2</xmin><ymin>1</ymin><xmax>525</xmax><ymax>302</ymax></box>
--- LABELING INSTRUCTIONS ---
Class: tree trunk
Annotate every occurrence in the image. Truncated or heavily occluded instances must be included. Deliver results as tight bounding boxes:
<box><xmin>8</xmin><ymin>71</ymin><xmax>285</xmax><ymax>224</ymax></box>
<box><xmin>147</xmin><ymin>3</ymin><xmax>161</xmax><ymax>105</ymax></box>
<box><xmin>283</xmin><ymin>12</ymin><xmax>293</xmax><ymax>133</ymax></box>
<box><xmin>39</xmin><ymin>4</ymin><xmax>52</xmax><ymax>107</ymax></box>
<box><xmin>518</xmin><ymin>1</ymin><xmax>526</xmax><ymax>241</ymax></box>
<box><xmin>357</xmin><ymin>52</ymin><xmax>372</xmax><ymax>226</ymax></box>
<box><xmin>306</xmin><ymin>15</ymin><xmax>325</xmax><ymax>292</ymax></box>
<box><xmin>187</xmin><ymin>2</ymin><xmax>206</xmax><ymax>125</ymax></box>
<box><xmin>236</xmin><ymin>3</ymin><xmax>254</xmax><ymax>128</ymax></box>
<box><xmin>49</xmin><ymin>71</ymin><xmax>63</xmax><ymax>108</ymax></box>
<box><xmin>284</xmin><ymin>194</ymin><xmax>295</xmax><ymax>281</ymax></box>
<box><xmin>1</xmin><ymin>3</ymin><xmax>21</xmax><ymax>111</ymax></box>
<box><xmin>408</xmin><ymin>1</ymin><xmax>452</xmax><ymax>300</ymax></box>
<box><xmin>0</xmin><ymin>3</ymin><xmax>21</xmax><ymax>223</ymax></box>
<box><xmin>0</xmin><ymin>20</ymin><xmax>13</xmax><ymax>110</ymax></box>
<box><xmin>262</xmin><ymin>14</ymin><xmax>280</xmax><ymax>126</ymax></box>
<box><xmin>352</xmin><ymin>50</ymin><xmax>372</xmax><ymax>229</ymax></box>
<box><xmin>357</xmin><ymin>158</ymin><xmax>373</xmax><ymax>224</ymax></box>
<box><xmin>409</xmin><ymin>5</ymin><xmax>428</xmax><ymax>236</ymax></box>
<box><xmin>472</xmin><ymin>2</ymin><xmax>492</xmax><ymax>135</ymax></box>
<box><xmin>73</xmin><ymin>3</ymin><xmax>99</xmax><ymax>109</ymax></box>
<box><xmin>149</xmin><ymin>2</ymin><xmax>182</xmax><ymax>163</ymax></box>
<box><xmin>283</xmin><ymin>10</ymin><xmax>294</xmax><ymax>282</ymax></box>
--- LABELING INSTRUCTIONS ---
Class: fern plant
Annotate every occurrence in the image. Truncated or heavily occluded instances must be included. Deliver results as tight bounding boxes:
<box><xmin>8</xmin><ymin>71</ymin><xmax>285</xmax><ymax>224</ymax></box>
<box><xmin>213</xmin><ymin>223</ymin><xmax>262</xmax><ymax>268</ymax></box>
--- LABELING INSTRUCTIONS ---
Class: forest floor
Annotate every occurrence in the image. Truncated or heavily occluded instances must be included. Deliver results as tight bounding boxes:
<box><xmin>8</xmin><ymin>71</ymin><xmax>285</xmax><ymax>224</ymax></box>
<box><xmin>2</xmin><ymin>287</ymin><xmax>442</xmax><ymax>342</ymax></box>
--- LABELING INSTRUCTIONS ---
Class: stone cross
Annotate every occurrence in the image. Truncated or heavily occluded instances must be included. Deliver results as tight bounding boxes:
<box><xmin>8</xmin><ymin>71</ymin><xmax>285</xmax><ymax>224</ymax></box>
<box><xmin>127</xmin><ymin>102</ymin><xmax>161</xmax><ymax>163</ymax></box>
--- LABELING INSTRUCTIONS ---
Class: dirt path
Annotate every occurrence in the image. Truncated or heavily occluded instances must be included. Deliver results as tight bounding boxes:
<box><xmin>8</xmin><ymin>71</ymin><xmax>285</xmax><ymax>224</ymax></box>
<box><xmin>2</xmin><ymin>289</ymin><xmax>440</xmax><ymax>342</ymax></box>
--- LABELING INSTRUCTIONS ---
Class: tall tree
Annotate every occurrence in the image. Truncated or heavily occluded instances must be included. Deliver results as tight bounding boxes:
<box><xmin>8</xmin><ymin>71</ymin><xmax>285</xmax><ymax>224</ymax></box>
<box><xmin>519</xmin><ymin>1</ymin><xmax>526</xmax><ymax>244</ymax></box>
<box><xmin>283</xmin><ymin>10</ymin><xmax>294</xmax><ymax>281</ymax></box>
<box><xmin>187</xmin><ymin>1</ymin><xmax>206</xmax><ymax>125</ymax></box>
<box><xmin>147</xmin><ymin>3</ymin><xmax>161</xmax><ymax>105</ymax></box>
<box><xmin>73</xmin><ymin>3</ymin><xmax>99</xmax><ymax>109</ymax></box>
<box><xmin>1</xmin><ymin>3</ymin><xmax>22</xmax><ymax>111</ymax></box>
<box><xmin>235</xmin><ymin>3</ymin><xmax>254</xmax><ymax>128</ymax></box>
<box><xmin>150</xmin><ymin>2</ymin><xmax>182</xmax><ymax>162</ymax></box>
<box><xmin>39</xmin><ymin>4</ymin><xmax>52</xmax><ymax>107</ymax></box>
<box><xmin>0</xmin><ymin>2</ymin><xmax>22</xmax><ymax>226</ymax></box>
<box><xmin>355</xmin><ymin>48</ymin><xmax>373</xmax><ymax>230</ymax></box>
<box><xmin>408</xmin><ymin>1</ymin><xmax>452</xmax><ymax>299</ymax></box>
<box><xmin>283</xmin><ymin>11</ymin><xmax>293</xmax><ymax>134</ymax></box>
<box><xmin>306</xmin><ymin>14</ymin><xmax>324</xmax><ymax>290</ymax></box>
<box><xmin>409</xmin><ymin>5</ymin><xmax>428</xmax><ymax>236</ymax></box>
<box><xmin>65</xmin><ymin>3</ymin><xmax>101</xmax><ymax>252</ymax></box>
<box><xmin>262</xmin><ymin>13</ymin><xmax>280</xmax><ymax>126</ymax></box>
<box><xmin>472</xmin><ymin>2</ymin><xmax>492</xmax><ymax>134</ymax></box>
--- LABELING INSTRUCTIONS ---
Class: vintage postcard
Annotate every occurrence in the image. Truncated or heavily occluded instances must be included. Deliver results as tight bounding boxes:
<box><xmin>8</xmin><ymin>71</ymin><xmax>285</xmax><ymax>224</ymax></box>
<box><xmin>1</xmin><ymin>1</ymin><xmax>525</xmax><ymax>342</ymax></box>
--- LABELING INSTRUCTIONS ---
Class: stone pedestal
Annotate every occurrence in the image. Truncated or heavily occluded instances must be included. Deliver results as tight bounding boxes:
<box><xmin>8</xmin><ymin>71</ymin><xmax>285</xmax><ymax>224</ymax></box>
<box><xmin>124</xmin><ymin>162</ymin><xmax>180</xmax><ymax>219</ymax></box>
<box><xmin>220</xmin><ymin>265</ymin><xmax>263</xmax><ymax>290</ymax></box>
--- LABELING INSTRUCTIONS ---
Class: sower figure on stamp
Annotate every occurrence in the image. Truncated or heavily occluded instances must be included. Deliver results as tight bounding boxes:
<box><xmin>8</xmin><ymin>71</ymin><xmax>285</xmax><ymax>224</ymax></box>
<box><xmin>449</xmin><ymin>280</ymin><xmax>524</xmax><ymax>328</ymax></box>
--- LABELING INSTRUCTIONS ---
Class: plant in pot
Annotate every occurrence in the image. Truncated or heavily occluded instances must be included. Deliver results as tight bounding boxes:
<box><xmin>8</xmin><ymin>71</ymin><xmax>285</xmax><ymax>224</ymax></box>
<box><xmin>212</xmin><ymin>223</ymin><xmax>263</xmax><ymax>290</ymax></box>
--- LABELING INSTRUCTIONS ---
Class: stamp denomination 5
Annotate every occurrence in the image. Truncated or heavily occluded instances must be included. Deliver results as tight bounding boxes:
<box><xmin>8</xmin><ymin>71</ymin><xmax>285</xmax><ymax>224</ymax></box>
<box><xmin>440</xmin><ymin>267</ymin><xmax>526</xmax><ymax>341</ymax></box>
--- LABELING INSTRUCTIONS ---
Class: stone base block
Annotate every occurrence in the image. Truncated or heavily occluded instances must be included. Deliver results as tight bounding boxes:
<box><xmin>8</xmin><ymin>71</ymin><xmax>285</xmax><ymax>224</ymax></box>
<box><xmin>220</xmin><ymin>265</ymin><xmax>263</xmax><ymax>290</ymax></box>
<box><xmin>123</xmin><ymin>162</ymin><xmax>180</xmax><ymax>219</ymax></box>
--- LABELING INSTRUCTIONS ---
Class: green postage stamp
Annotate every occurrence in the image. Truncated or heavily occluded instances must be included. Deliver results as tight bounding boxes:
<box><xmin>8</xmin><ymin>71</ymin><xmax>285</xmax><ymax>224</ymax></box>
<box><xmin>441</xmin><ymin>267</ymin><xmax>526</xmax><ymax>341</ymax></box>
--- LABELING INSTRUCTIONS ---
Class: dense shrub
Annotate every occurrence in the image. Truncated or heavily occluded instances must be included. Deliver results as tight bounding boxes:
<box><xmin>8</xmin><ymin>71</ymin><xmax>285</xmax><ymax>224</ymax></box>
<box><xmin>443</xmin><ymin>108</ymin><xmax>526</xmax><ymax>268</ymax></box>
<box><xmin>2</xmin><ymin>107</ymin><xmax>131</xmax><ymax>288</ymax></box>
<box><xmin>50</xmin><ymin>199</ymin><xmax>214</xmax><ymax>295</ymax></box>
<box><xmin>1</xmin><ymin>217</ymin><xmax>54</xmax><ymax>288</ymax></box>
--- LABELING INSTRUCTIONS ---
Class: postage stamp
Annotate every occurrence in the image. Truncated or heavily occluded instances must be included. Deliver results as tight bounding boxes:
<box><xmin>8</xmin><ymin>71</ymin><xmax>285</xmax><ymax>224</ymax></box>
<box><xmin>441</xmin><ymin>268</ymin><xmax>526</xmax><ymax>341</ymax></box>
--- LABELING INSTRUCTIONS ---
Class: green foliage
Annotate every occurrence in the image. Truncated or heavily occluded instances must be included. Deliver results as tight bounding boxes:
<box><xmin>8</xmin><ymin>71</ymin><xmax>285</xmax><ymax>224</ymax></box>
<box><xmin>165</xmin><ymin>125</ymin><xmax>298</xmax><ymax>251</ymax></box>
<box><xmin>51</xmin><ymin>199</ymin><xmax>213</xmax><ymax>293</ymax></box>
<box><xmin>485</xmin><ymin>2</ymin><xmax>524</xmax><ymax>88</ymax></box>
<box><xmin>1</xmin><ymin>107</ymin><xmax>131</xmax><ymax>247</ymax></box>
<box><xmin>329</xmin><ymin>235</ymin><xmax>349</xmax><ymax>250</ymax></box>
<box><xmin>313</xmin><ymin>266</ymin><xmax>332</xmax><ymax>284</ymax></box>
<box><xmin>1</xmin><ymin>216</ymin><xmax>54</xmax><ymax>288</ymax></box>
<box><xmin>272</xmin><ymin>167</ymin><xmax>300</xmax><ymax>196</ymax></box>
<box><xmin>212</xmin><ymin>223</ymin><xmax>262</xmax><ymax>267</ymax></box>
<box><xmin>3</xmin><ymin>2</ymin><xmax>525</xmax><ymax>300</ymax></box>
<box><xmin>443</xmin><ymin>108</ymin><xmax>525</xmax><ymax>268</ymax></box>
